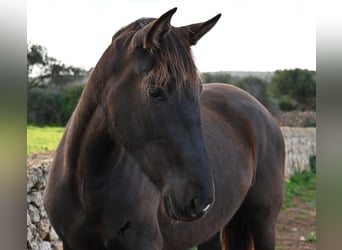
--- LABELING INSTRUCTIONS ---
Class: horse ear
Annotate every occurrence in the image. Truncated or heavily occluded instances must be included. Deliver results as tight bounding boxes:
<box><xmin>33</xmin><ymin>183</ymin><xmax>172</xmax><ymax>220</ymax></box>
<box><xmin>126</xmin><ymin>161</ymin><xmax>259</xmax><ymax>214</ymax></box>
<box><xmin>183</xmin><ymin>14</ymin><xmax>221</xmax><ymax>46</ymax></box>
<box><xmin>142</xmin><ymin>7</ymin><xmax>177</xmax><ymax>51</ymax></box>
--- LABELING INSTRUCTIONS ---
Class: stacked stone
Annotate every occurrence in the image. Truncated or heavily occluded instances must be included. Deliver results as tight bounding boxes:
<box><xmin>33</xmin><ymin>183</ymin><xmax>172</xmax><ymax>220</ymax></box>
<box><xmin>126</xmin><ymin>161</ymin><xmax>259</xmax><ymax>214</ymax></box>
<box><xmin>27</xmin><ymin>162</ymin><xmax>62</xmax><ymax>250</ymax></box>
<box><xmin>281</xmin><ymin>127</ymin><xmax>316</xmax><ymax>179</ymax></box>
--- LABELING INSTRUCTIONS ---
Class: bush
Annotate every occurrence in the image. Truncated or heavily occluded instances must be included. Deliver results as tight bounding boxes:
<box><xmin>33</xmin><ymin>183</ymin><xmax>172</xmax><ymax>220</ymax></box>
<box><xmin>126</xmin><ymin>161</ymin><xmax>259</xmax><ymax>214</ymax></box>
<box><xmin>27</xmin><ymin>84</ymin><xmax>84</xmax><ymax>126</ymax></box>
<box><xmin>236</xmin><ymin>76</ymin><xmax>270</xmax><ymax>109</ymax></box>
<box><xmin>201</xmin><ymin>72</ymin><xmax>234</xmax><ymax>83</ymax></box>
<box><xmin>268</xmin><ymin>69</ymin><xmax>316</xmax><ymax>110</ymax></box>
<box><xmin>279</xmin><ymin>96</ymin><xmax>297</xmax><ymax>111</ymax></box>
<box><xmin>27</xmin><ymin>87</ymin><xmax>62</xmax><ymax>125</ymax></box>
<box><xmin>309</xmin><ymin>155</ymin><xmax>316</xmax><ymax>173</ymax></box>
<box><xmin>60</xmin><ymin>84</ymin><xmax>84</xmax><ymax>124</ymax></box>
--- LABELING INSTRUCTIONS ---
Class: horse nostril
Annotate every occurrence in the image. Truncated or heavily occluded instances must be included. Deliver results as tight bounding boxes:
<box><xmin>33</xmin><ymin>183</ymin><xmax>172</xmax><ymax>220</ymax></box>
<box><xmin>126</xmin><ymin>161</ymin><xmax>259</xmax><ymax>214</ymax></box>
<box><xmin>189</xmin><ymin>197</ymin><xmax>200</xmax><ymax>218</ymax></box>
<box><xmin>189</xmin><ymin>197</ymin><xmax>212</xmax><ymax>218</ymax></box>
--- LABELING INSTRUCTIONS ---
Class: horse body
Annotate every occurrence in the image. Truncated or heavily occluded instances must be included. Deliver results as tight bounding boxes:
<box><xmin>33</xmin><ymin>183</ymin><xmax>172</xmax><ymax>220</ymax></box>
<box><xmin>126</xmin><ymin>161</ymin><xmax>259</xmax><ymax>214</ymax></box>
<box><xmin>44</xmin><ymin>8</ymin><xmax>284</xmax><ymax>250</ymax></box>
<box><xmin>158</xmin><ymin>83</ymin><xmax>284</xmax><ymax>250</ymax></box>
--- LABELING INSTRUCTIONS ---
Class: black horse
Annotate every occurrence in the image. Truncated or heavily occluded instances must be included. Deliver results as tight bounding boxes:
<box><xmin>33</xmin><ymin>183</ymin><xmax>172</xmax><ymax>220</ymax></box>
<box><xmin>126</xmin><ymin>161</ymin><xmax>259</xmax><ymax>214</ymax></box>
<box><xmin>44</xmin><ymin>8</ymin><xmax>285</xmax><ymax>250</ymax></box>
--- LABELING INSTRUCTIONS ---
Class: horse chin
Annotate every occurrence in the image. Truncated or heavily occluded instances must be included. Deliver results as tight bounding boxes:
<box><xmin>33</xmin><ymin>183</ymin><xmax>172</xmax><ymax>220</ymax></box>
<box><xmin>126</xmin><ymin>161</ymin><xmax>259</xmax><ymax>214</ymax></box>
<box><xmin>163</xmin><ymin>195</ymin><xmax>202</xmax><ymax>222</ymax></box>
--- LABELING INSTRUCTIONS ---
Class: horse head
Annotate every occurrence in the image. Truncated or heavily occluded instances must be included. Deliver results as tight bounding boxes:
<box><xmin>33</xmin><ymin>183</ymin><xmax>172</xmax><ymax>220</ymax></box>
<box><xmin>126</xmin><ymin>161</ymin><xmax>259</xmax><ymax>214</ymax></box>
<box><xmin>94</xmin><ymin>8</ymin><xmax>221</xmax><ymax>221</ymax></box>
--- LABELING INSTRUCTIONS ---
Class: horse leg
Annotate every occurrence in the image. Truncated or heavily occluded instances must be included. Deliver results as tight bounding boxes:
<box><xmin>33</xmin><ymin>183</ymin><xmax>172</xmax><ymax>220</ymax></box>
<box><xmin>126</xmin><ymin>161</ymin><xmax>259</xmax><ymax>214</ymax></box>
<box><xmin>242</xmin><ymin>185</ymin><xmax>283</xmax><ymax>250</ymax></box>
<box><xmin>197</xmin><ymin>231</ymin><xmax>221</xmax><ymax>250</ymax></box>
<box><xmin>243</xmin><ymin>205</ymin><xmax>278</xmax><ymax>250</ymax></box>
<box><xmin>248</xmin><ymin>221</ymin><xmax>276</xmax><ymax>250</ymax></box>
<box><xmin>221</xmin><ymin>209</ymin><xmax>253</xmax><ymax>250</ymax></box>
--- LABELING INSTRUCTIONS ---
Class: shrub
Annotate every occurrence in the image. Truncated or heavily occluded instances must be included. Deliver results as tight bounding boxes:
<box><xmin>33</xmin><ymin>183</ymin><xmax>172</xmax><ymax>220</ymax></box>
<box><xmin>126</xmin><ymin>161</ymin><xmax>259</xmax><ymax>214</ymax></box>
<box><xmin>60</xmin><ymin>84</ymin><xmax>84</xmax><ymax>124</ymax></box>
<box><xmin>279</xmin><ymin>96</ymin><xmax>297</xmax><ymax>111</ymax></box>
<box><xmin>27</xmin><ymin>87</ymin><xmax>62</xmax><ymax>125</ymax></box>
<box><xmin>309</xmin><ymin>155</ymin><xmax>316</xmax><ymax>173</ymax></box>
<box><xmin>27</xmin><ymin>84</ymin><xmax>84</xmax><ymax>126</ymax></box>
<box><xmin>236</xmin><ymin>76</ymin><xmax>270</xmax><ymax>109</ymax></box>
<box><xmin>201</xmin><ymin>72</ymin><xmax>233</xmax><ymax>83</ymax></box>
<box><xmin>268</xmin><ymin>69</ymin><xmax>316</xmax><ymax>110</ymax></box>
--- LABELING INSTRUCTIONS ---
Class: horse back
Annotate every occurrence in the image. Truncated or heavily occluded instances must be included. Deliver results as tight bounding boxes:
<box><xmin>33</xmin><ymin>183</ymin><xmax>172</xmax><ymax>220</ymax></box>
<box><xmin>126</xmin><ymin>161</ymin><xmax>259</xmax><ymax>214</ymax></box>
<box><xmin>201</xmin><ymin>83</ymin><xmax>285</xmax><ymax>177</ymax></box>
<box><xmin>201</xmin><ymin>82</ymin><xmax>285</xmax><ymax>212</ymax></box>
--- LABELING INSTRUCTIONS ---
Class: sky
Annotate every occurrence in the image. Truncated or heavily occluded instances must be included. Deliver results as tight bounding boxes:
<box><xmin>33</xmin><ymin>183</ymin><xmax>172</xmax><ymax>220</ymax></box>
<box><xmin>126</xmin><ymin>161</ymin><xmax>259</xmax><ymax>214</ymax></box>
<box><xmin>27</xmin><ymin>0</ymin><xmax>316</xmax><ymax>72</ymax></box>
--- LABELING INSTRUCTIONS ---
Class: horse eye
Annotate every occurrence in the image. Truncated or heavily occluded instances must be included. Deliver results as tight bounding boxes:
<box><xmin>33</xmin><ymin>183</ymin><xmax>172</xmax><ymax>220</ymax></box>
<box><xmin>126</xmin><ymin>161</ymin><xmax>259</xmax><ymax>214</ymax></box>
<box><xmin>147</xmin><ymin>86</ymin><xmax>165</xmax><ymax>100</ymax></box>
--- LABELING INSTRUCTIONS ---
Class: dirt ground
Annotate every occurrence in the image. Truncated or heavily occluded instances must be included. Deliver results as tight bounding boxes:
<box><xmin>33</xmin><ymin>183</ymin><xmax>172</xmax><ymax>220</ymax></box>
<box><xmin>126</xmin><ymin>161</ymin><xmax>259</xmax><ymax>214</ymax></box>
<box><xmin>28</xmin><ymin>151</ymin><xmax>316</xmax><ymax>250</ymax></box>
<box><xmin>276</xmin><ymin>198</ymin><xmax>316</xmax><ymax>250</ymax></box>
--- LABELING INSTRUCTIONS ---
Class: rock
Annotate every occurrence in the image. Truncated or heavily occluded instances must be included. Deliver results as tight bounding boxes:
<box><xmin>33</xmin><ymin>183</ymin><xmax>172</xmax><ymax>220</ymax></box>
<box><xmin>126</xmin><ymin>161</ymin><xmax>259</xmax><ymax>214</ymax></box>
<box><xmin>28</xmin><ymin>204</ymin><xmax>40</xmax><ymax>223</ymax></box>
<box><xmin>29</xmin><ymin>191</ymin><xmax>44</xmax><ymax>207</ymax></box>
<box><xmin>39</xmin><ymin>241</ymin><xmax>52</xmax><ymax>250</ymax></box>
<box><xmin>37</xmin><ymin>218</ymin><xmax>50</xmax><ymax>239</ymax></box>
<box><xmin>39</xmin><ymin>206</ymin><xmax>48</xmax><ymax>218</ymax></box>
<box><xmin>27</xmin><ymin>225</ymin><xmax>34</xmax><ymax>242</ymax></box>
<box><xmin>49</xmin><ymin>227</ymin><xmax>60</xmax><ymax>241</ymax></box>
<box><xmin>27</xmin><ymin>168</ymin><xmax>38</xmax><ymax>192</ymax></box>
<box><xmin>27</xmin><ymin>210</ymin><xmax>32</xmax><ymax>226</ymax></box>
<box><xmin>28</xmin><ymin>239</ymin><xmax>40</xmax><ymax>250</ymax></box>
<box><xmin>27</xmin><ymin>224</ymin><xmax>39</xmax><ymax>249</ymax></box>
<box><xmin>27</xmin><ymin>165</ymin><xmax>45</xmax><ymax>191</ymax></box>
<box><xmin>51</xmin><ymin>241</ymin><xmax>63</xmax><ymax>250</ymax></box>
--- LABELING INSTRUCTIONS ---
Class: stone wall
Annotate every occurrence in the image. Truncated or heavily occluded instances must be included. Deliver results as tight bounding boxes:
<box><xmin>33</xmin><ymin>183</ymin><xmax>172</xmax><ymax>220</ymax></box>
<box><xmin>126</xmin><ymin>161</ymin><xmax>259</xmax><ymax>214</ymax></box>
<box><xmin>281</xmin><ymin>127</ymin><xmax>316</xmax><ymax>179</ymax></box>
<box><xmin>27</xmin><ymin>160</ymin><xmax>62</xmax><ymax>250</ymax></box>
<box><xmin>26</xmin><ymin>127</ymin><xmax>316</xmax><ymax>249</ymax></box>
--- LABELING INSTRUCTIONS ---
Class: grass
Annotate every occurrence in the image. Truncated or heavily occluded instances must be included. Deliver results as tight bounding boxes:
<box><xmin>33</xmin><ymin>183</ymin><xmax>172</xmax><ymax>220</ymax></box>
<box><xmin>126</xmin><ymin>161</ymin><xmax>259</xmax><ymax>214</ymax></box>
<box><xmin>305</xmin><ymin>231</ymin><xmax>316</xmax><ymax>243</ymax></box>
<box><xmin>282</xmin><ymin>170</ymin><xmax>316</xmax><ymax>210</ymax></box>
<box><xmin>27</xmin><ymin>125</ymin><xmax>64</xmax><ymax>155</ymax></box>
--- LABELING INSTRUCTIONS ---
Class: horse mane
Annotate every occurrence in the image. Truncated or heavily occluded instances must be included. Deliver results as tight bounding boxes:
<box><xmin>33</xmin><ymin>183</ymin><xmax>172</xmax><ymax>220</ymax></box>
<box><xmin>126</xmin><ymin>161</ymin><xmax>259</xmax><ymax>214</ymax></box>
<box><xmin>114</xmin><ymin>17</ymin><xmax>202</xmax><ymax>96</ymax></box>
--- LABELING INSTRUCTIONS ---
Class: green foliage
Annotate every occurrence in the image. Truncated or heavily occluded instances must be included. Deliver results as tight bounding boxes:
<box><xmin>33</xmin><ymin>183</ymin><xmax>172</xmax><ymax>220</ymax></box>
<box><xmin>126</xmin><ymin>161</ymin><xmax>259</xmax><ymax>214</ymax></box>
<box><xmin>278</xmin><ymin>95</ymin><xmax>297</xmax><ymax>111</ymax></box>
<box><xmin>27</xmin><ymin>126</ymin><xmax>64</xmax><ymax>154</ymax></box>
<box><xmin>303</xmin><ymin>119</ymin><xmax>316</xmax><ymax>128</ymax></box>
<box><xmin>236</xmin><ymin>76</ymin><xmax>270</xmax><ymax>108</ymax></box>
<box><xmin>201</xmin><ymin>72</ymin><xmax>234</xmax><ymax>83</ymax></box>
<box><xmin>27</xmin><ymin>44</ymin><xmax>47</xmax><ymax>67</ymax></box>
<box><xmin>27</xmin><ymin>43</ymin><xmax>88</xmax><ymax>126</ymax></box>
<box><xmin>201</xmin><ymin>72</ymin><xmax>272</xmax><ymax>111</ymax></box>
<box><xmin>305</xmin><ymin>232</ymin><xmax>316</xmax><ymax>242</ymax></box>
<box><xmin>283</xmin><ymin>170</ymin><xmax>316</xmax><ymax>210</ymax></box>
<box><xmin>268</xmin><ymin>69</ymin><xmax>316</xmax><ymax>110</ymax></box>
<box><xmin>27</xmin><ymin>84</ymin><xmax>85</xmax><ymax>126</ymax></box>
<box><xmin>60</xmin><ymin>84</ymin><xmax>84</xmax><ymax>123</ymax></box>
<box><xmin>309</xmin><ymin>155</ymin><xmax>316</xmax><ymax>173</ymax></box>
<box><xmin>27</xmin><ymin>87</ymin><xmax>63</xmax><ymax>126</ymax></box>
<box><xmin>27</xmin><ymin>43</ymin><xmax>88</xmax><ymax>89</ymax></box>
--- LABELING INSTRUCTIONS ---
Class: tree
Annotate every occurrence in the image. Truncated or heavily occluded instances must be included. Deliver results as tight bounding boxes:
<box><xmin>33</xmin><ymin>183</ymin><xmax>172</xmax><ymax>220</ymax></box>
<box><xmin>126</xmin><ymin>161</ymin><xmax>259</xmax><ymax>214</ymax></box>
<box><xmin>268</xmin><ymin>69</ymin><xmax>316</xmax><ymax>110</ymax></box>
<box><xmin>27</xmin><ymin>43</ymin><xmax>89</xmax><ymax>126</ymax></box>
<box><xmin>201</xmin><ymin>72</ymin><xmax>233</xmax><ymax>83</ymax></box>
<box><xmin>60</xmin><ymin>84</ymin><xmax>85</xmax><ymax>124</ymax></box>
<box><xmin>27</xmin><ymin>87</ymin><xmax>62</xmax><ymax>125</ymax></box>
<box><xmin>27</xmin><ymin>43</ymin><xmax>89</xmax><ymax>89</ymax></box>
<box><xmin>236</xmin><ymin>76</ymin><xmax>270</xmax><ymax>108</ymax></box>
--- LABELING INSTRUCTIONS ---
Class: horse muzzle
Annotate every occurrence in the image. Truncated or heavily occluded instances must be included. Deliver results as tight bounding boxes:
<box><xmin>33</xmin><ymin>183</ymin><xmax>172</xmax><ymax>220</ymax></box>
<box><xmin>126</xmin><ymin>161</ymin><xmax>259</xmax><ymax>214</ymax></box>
<box><xmin>163</xmin><ymin>194</ymin><xmax>213</xmax><ymax>221</ymax></box>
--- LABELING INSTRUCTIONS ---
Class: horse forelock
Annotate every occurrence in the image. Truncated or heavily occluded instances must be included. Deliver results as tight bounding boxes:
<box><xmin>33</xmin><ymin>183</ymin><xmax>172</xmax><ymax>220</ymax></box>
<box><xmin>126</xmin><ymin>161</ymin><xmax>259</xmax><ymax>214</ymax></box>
<box><xmin>143</xmin><ymin>27</ymin><xmax>201</xmax><ymax>97</ymax></box>
<box><xmin>111</xmin><ymin>18</ymin><xmax>201</xmax><ymax>98</ymax></box>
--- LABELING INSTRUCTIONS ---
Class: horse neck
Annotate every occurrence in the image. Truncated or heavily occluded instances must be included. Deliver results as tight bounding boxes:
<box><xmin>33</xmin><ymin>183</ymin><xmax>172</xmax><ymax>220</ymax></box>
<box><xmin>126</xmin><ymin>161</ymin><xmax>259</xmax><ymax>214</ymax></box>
<box><xmin>63</xmin><ymin>71</ymin><xmax>117</xmax><ymax>176</ymax></box>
